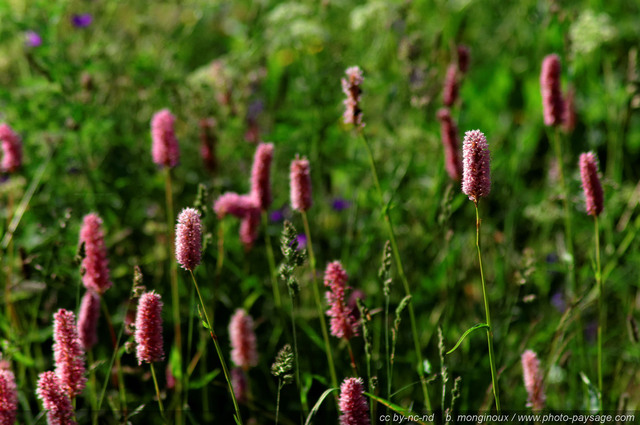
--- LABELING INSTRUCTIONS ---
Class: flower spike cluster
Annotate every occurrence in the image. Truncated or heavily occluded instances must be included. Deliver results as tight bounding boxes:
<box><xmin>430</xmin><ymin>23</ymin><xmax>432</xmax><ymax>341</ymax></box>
<box><xmin>540</xmin><ymin>54</ymin><xmax>565</xmax><ymax>127</ymax></box>
<box><xmin>0</xmin><ymin>123</ymin><xmax>22</xmax><ymax>173</ymax></box>
<box><xmin>521</xmin><ymin>350</ymin><xmax>545</xmax><ymax>411</ymax></box>
<box><xmin>151</xmin><ymin>108</ymin><xmax>180</xmax><ymax>168</ymax></box>
<box><xmin>290</xmin><ymin>156</ymin><xmax>312</xmax><ymax>212</ymax></box>
<box><xmin>135</xmin><ymin>291</ymin><xmax>165</xmax><ymax>365</ymax></box>
<box><xmin>250</xmin><ymin>142</ymin><xmax>274</xmax><ymax>211</ymax></box>
<box><xmin>77</xmin><ymin>291</ymin><xmax>101</xmax><ymax>351</ymax></box>
<box><xmin>36</xmin><ymin>371</ymin><xmax>76</xmax><ymax>425</ymax></box>
<box><xmin>0</xmin><ymin>368</ymin><xmax>18</xmax><ymax>425</ymax></box>
<box><xmin>341</xmin><ymin>66</ymin><xmax>364</xmax><ymax>128</ymax></box>
<box><xmin>462</xmin><ymin>130</ymin><xmax>491</xmax><ymax>202</ymax></box>
<box><xmin>437</xmin><ymin>108</ymin><xmax>463</xmax><ymax>181</ymax></box>
<box><xmin>443</xmin><ymin>64</ymin><xmax>459</xmax><ymax>107</ymax></box>
<box><xmin>175</xmin><ymin>207</ymin><xmax>202</xmax><ymax>271</ymax></box>
<box><xmin>339</xmin><ymin>377</ymin><xmax>370</xmax><ymax>425</ymax></box>
<box><xmin>324</xmin><ymin>261</ymin><xmax>359</xmax><ymax>340</ymax></box>
<box><xmin>229</xmin><ymin>309</ymin><xmax>258</xmax><ymax>371</ymax></box>
<box><xmin>79</xmin><ymin>213</ymin><xmax>112</xmax><ymax>294</ymax></box>
<box><xmin>53</xmin><ymin>309</ymin><xmax>87</xmax><ymax>399</ymax></box>
<box><xmin>579</xmin><ymin>152</ymin><xmax>604</xmax><ymax>217</ymax></box>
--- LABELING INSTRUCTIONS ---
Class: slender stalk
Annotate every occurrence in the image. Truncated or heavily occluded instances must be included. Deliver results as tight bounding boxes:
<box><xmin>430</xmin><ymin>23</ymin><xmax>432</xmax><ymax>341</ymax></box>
<box><xmin>475</xmin><ymin>202</ymin><xmax>501</xmax><ymax>413</ymax></box>
<box><xmin>595</xmin><ymin>215</ymin><xmax>603</xmax><ymax>409</ymax></box>
<box><xmin>163</xmin><ymin>168</ymin><xmax>183</xmax><ymax>424</ymax></box>
<box><xmin>262</xmin><ymin>211</ymin><xmax>282</xmax><ymax>308</ymax></box>
<box><xmin>275</xmin><ymin>380</ymin><xmax>283</xmax><ymax>425</ymax></box>
<box><xmin>384</xmin><ymin>292</ymin><xmax>391</xmax><ymax>403</ymax></box>
<box><xmin>359</xmin><ymin>132</ymin><xmax>432</xmax><ymax>412</ymax></box>
<box><xmin>301</xmin><ymin>211</ymin><xmax>338</xmax><ymax>391</ymax></box>
<box><xmin>100</xmin><ymin>299</ymin><xmax>127</xmax><ymax>419</ymax></box>
<box><xmin>346</xmin><ymin>339</ymin><xmax>358</xmax><ymax>376</ymax></box>
<box><xmin>287</xmin><ymin>291</ymin><xmax>307</xmax><ymax>414</ymax></box>
<box><xmin>189</xmin><ymin>270</ymin><xmax>243</xmax><ymax>424</ymax></box>
<box><xmin>150</xmin><ymin>362</ymin><xmax>166</xmax><ymax>420</ymax></box>
<box><xmin>87</xmin><ymin>350</ymin><xmax>98</xmax><ymax>425</ymax></box>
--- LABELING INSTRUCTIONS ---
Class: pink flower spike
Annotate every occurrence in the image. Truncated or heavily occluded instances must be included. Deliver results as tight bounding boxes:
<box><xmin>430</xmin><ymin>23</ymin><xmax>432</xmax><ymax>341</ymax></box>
<box><xmin>579</xmin><ymin>152</ymin><xmax>604</xmax><ymax>217</ymax></box>
<box><xmin>175</xmin><ymin>208</ymin><xmax>202</xmax><ymax>271</ymax></box>
<box><xmin>0</xmin><ymin>124</ymin><xmax>22</xmax><ymax>173</ymax></box>
<box><xmin>443</xmin><ymin>64</ymin><xmax>459</xmax><ymax>107</ymax></box>
<box><xmin>231</xmin><ymin>368</ymin><xmax>248</xmax><ymax>403</ymax></box>
<box><xmin>540</xmin><ymin>54</ymin><xmax>565</xmax><ymax>127</ymax></box>
<box><xmin>229</xmin><ymin>309</ymin><xmax>258</xmax><ymax>371</ymax></box>
<box><xmin>151</xmin><ymin>109</ymin><xmax>180</xmax><ymax>168</ymax></box>
<box><xmin>290</xmin><ymin>156</ymin><xmax>312</xmax><ymax>212</ymax></box>
<box><xmin>250</xmin><ymin>142</ymin><xmax>274</xmax><ymax>211</ymax></box>
<box><xmin>0</xmin><ymin>368</ymin><xmax>18</xmax><ymax>425</ymax></box>
<box><xmin>521</xmin><ymin>350</ymin><xmax>545</xmax><ymax>411</ymax></box>
<box><xmin>341</xmin><ymin>66</ymin><xmax>365</xmax><ymax>128</ymax></box>
<box><xmin>457</xmin><ymin>45</ymin><xmax>470</xmax><ymax>74</ymax></box>
<box><xmin>135</xmin><ymin>291</ymin><xmax>165</xmax><ymax>365</ymax></box>
<box><xmin>53</xmin><ymin>309</ymin><xmax>87</xmax><ymax>399</ymax></box>
<box><xmin>462</xmin><ymin>130</ymin><xmax>491</xmax><ymax>202</ymax></box>
<box><xmin>563</xmin><ymin>87</ymin><xmax>576</xmax><ymax>133</ymax></box>
<box><xmin>77</xmin><ymin>291</ymin><xmax>101</xmax><ymax>351</ymax></box>
<box><xmin>79</xmin><ymin>213</ymin><xmax>112</xmax><ymax>294</ymax></box>
<box><xmin>36</xmin><ymin>371</ymin><xmax>76</xmax><ymax>425</ymax></box>
<box><xmin>213</xmin><ymin>193</ymin><xmax>259</xmax><ymax>219</ymax></box>
<box><xmin>324</xmin><ymin>261</ymin><xmax>359</xmax><ymax>340</ymax></box>
<box><xmin>239</xmin><ymin>208</ymin><xmax>261</xmax><ymax>251</ymax></box>
<box><xmin>339</xmin><ymin>377</ymin><xmax>370</xmax><ymax>425</ymax></box>
<box><xmin>436</xmin><ymin>108</ymin><xmax>463</xmax><ymax>181</ymax></box>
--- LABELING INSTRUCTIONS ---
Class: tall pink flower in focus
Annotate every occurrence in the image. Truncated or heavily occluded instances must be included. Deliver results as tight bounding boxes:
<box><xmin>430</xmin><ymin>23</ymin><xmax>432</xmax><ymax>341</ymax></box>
<box><xmin>324</xmin><ymin>261</ymin><xmax>359</xmax><ymax>340</ymax></box>
<box><xmin>36</xmin><ymin>371</ymin><xmax>76</xmax><ymax>425</ymax></box>
<box><xmin>339</xmin><ymin>377</ymin><xmax>370</xmax><ymax>425</ymax></box>
<box><xmin>135</xmin><ymin>291</ymin><xmax>165</xmax><ymax>365</ymax></box>
<box><xmin>151</xmin><ymin>109</ymin><xmax>180</xmax><ymax>168</ymax></box>
<box><xmin>229</xmin><ymin>309</ymin><xmax>258</xmax><ymax>371</ymax></box>
<box><xmin>250</xmin><ymin>142</ymin><xmax>274</xmax><ymax>211</ymax></box>
<box><xmin>53</xmin><ymin>309</ymin><xmax>86</xmax><ymax>399</ymax></box>
<box><xmin>0</xmin><ymin>124</ymin><xmax>22</xmax><ymax>173</ymax></box>
<box><xmin>290</xmin><ymin>156</ymin><xmax>312</xmax><ymax>212</ymax></box>
<box><xmin>77</xmin><ymin>291</ymin><xmax>101</xmax><ymax>351</ymax></box>
<box><xmin>437</xmin><ymin>108</ymin><xmax>463</xmax><ymax>181</ymax></box>
<box><xmin>540</xmin><ymin>54</ymin><xmax>565</xmax><ymax>127</ymax></box>
<box><xmin>579</xmin><ymin>152</ymin><xmax>604</xmax><ymax>217</ymax></box>
<box><xmin>462</xmin><ymin>130</ymin><xmax>491</xmax><ymax>202</ymax></box>
<box><xmin>0</xmin><ymin>368</ymin><xmax>18</xmax><ymax>425</ymax></box>
<box><xmin>443</xmin><ymin>64</ymin><xmax>459</xmax><ymax>107</ymax></box>
<box><xmin>79</xmin><ymin>213</ymin><xmax>112</xmax><ymax>294</ymax></box>
<box><xmin>341</xmin><ymin>66</ymin><xmax>364</xmax><ymax>128</ymax></box>
<box><xmin>175</xmin><ymin>208</ymin><xmax>202</xmax><ymax>271</ymax></box>
<box><xmin>521</xmin><ymin>350</ymin><xmax>545</xmax><ymax>411</ymax></box>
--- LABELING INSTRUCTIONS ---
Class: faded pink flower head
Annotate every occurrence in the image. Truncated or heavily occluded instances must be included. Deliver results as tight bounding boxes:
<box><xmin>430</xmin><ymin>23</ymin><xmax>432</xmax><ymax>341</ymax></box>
<box><xmin>214</xmin><ymin>193</ymin><xmax>259</xmax><ymax>219</ymax></box>
<box><xmin>0</xmin><ymin>368</ymin><xmax>18</xmax><ymax>425</ymax></box>
<box><xmin>562</xmin><ymin>86</ymin><xmax>576</xmax><ymax>133</ymax></box>
<box><xmin>229</xmin><ymin>309</ymin><xmax>258</xmax><ymax>371</ymax></box>
<box><xmin>36</xmin><ymin>371</ymin><xmax>76</xmax><ymax>425</ymax></box>
<box><xmin>239</xmin><ymin>208</ymin><xmax>261</xmax><ymax>251</ymax></box>
<box><xmin>342</xmin><ymin>66</ymin><xmax>364</xmax><ymax>128</ymax></box>
<box><xmin>437</xmin><ymin>108</ymin><xmax>463</xmax><ymax>181</ymax></box>
<box><xmin>53</xmin><ymin>309</ymin><xmax>87</xmax><ymax>399</ymax></box>
<box><xmin>250</xmin><ymin>142</ymin><xmax>274</xmax><ymax>211</ymax></box>
<box><xmin>540</xmin><ymin>54</ymin><xmax>565</xmax><ymax>127</ymax></box>
<box><xmin>77</xmin><ymin>291</ymin><xmax>101</xmax><ymax>351</ymax></box>
<box><xmin>79</xmin><ymin>213</ymin><xmax>112</xmax><ymax>294</ymax></box>
<box><xmin>135</xmin><ymin>291</ymin><xmax>165</xmax><ymax>365</ymax></box>
<box><xmin>151</xmin><ymin>109</ymin><xmax>180</xmax><ymax>168</ymax></box>
<box><xmin>443</xmin><ymin>64</ymin><xmax>459</xmax><ymax>107</ymax></box>
<box><xmin>462</xmin><ymin>130</ymin><xmax>491</xmax><ymax>202</ymax></box>
<box><xmin>521</xmin><ymin>349</ymin><xmax>545</xmax><ymax>411</ymax></box>
<box><xmin>290</xmin><ymin>156</ymin><xmax>312</xmax><ymax>212</ymax></box>
<box><xmin>175</xmin><ymin>208</ymin><xmax>202</xmax><ymax>271</ymax></box>
<box><xmin>579</xmin><ymin>152</ymin><xmax>604</xmax><ymax>217</ymax></box>
<box><xmin>457</xmin><ymin>45</ymin><xmax>470</xmax><ymax>74</ymax></box>
<box><xmin>339</xmin><ymin>377</ymin><xmax>370</xmax><ymax>425</ymax></box>
<box><xmin>231</xmin><ymin>368</ymin><xmax>248</xmax><ymax>403</ymax></box>
<box><xmin>324</xmin><ymin>261</ymin><xmax>359</xmax><ymax>340</ymax></box>
<box><xmin>0</xmin><ymin>124</ymin><xmax>22</xmax><ymax>173</ymax></box>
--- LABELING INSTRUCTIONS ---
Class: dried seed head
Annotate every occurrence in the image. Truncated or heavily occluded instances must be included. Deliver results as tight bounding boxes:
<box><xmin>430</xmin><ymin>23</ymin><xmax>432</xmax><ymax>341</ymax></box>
<box><xmin>579</xmin><ymin>152</ymin><xmax>604</xmax><ymax>216</ymax></box>
<box><xmin>250</xmin><ymin>142</ymin><xmax>274</xmax><ymax>211</ymax></box>
<box><xmin>437</xmin><ymin>108</ymin><xmax>463</xmax><ymax>181</ymax></box>
<box><xmin>151</xmin><ymin>109</ymin><xmax>180</xmax><ymax>168</ymax></box>
<box><xmin>290</xmin><ymin>156</ymin><xmax>312</xmax><ymax>212</ymax></box>
<box><xmin>341</xmin><ymin>66</ymin><xmax>365</xmax><ymax>128</ymax></box>
<box><xmin>175</xmin><ymin>208</ymin><xmax>202</xmax><ymax>271</ymax></box>
<box><xmin>462</xmin><ymin>130</ymin><xmax>491</xmax><ymax>202</ymax></box>
<box><xmin>229</xmin><ymin>309</ymin><xmax>258</xmax><ymax>370</ymax></box>
<box><xmin>540</xmin><ymin>54</ymin><xmax>565</xmax><ymax>127</ymax></box>
<box><xmin>135</xmin><ymin>291</ymin><xmax>165</xmax><ymax>364</ymax></box>
<box><xmin>77</xmin><ymin>291</ymin><xmax>101</xmax><ymax>351</ymax></box>
<box><xmin>521</xmin><ymin>350</ymin><xmax>545</xmax><ymax>411</ymax></box>
<box><xmin>79</xmin><ymin>213</ymin><xmax>112</xmax><ymax>294</ymax></box>
<box><xmin>36</xmin><ymin>371</ymin><xmax>76</xmax><ymax>425</ymax></box>
<box><xmin>53</xmin><ymin>309</ymin><xmax>87</xmax><ymax>399</ymax></box>
<box><xmin>338</xmin><ymin>377</ymin><xmax>370</xmax><ymax>425</ymax></box>
<box><xmin>0</xmin><ymin>123</ymin><xmax>22</xmax><ymax>173</ymax></box>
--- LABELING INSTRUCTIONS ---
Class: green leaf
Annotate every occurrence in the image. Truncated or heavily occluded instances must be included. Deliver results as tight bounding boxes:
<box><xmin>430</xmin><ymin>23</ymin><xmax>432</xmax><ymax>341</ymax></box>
<box><xmin>188</xmin><ymin>369</ymin><xmax>220</xmax><ymax>389</ymax></box>
<box><xmin>446</xmin><ymin>323</ymin><xmax>489</xmax><ymax>355</ymax></box>
<box><xmin>304</xmin><ymin>388</ymin><xmax>338</xmax><ymax>425</ymax></box>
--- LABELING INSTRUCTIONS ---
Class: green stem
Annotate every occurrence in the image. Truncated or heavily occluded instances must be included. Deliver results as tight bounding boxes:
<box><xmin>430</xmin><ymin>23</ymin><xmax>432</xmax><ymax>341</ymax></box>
<box><xmin>150</xmin><ymin>362</ymin><xmax>166</xmax><ymax>421</ymax></box>
<box><xmin>385</xmin><ymin>293</ymin><xmax>391</xmax><ymax>404</ymax></box>
<box><xmin>301</xmin><ymin>211</ymin><xmax>338</xmax><ymax>391</ymax></box>
<box><xmin>275</xmin><ymin>380</ymin><xmax>283</xmax><ymax>425</ymax></box>
<box><xmin>189</xmin><ymin>270</ymin><xmax>243</xmax><ymax>425</ymax></box>
<box><xmin>475</xmin><ymin>203</ymin><xmax>501</xmax><ymax>413</ymax></box>
<box><xmin>288</xmin><ymin>291</ymin><xmax>307</xmax><ymax>414</ymax></box>
<box><xmin>359</xmin><ymin>132</ymin><xmax>432</xmax><ymax>412</ymax></box>
<box><xmin>595</xmin><ymin>215</ymin><xmax>603</xmax><ymax>410</ymax></box>
<box><xmin>262</xmin><ymin>211</ymin><xmax>282</xmax><ymax>308</ymax></box>
<box><xmin>100</xmin><ymin>298</ymin><xmax>127</xmax><ymax>419</ymax></box>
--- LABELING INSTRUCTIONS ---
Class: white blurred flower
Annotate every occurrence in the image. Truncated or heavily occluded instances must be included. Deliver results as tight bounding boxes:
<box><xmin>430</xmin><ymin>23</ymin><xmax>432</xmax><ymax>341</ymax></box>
<box><xmin>570</xmin><ymin>10</ymin><xmax>616</xmax><ymax>56</ymax></box>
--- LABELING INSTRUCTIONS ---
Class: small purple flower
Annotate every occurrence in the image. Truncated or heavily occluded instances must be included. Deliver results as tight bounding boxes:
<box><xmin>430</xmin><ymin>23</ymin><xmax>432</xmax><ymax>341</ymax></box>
<box><xmin>25</xmin><ymin>31</ymin><xmax>42</xmax><ymax>47</ymax></box>
<box><xmin>550</xmin><ymin>291</ymin><xmax>566</xmax><ymax>313</ymax></box>
<box><xmin>72</xmin><ymin>14</ymin><xmax>93</xmax><ymax>28</ymax></box>
<box><xmin>295</xmin><ymin>234</ymin><xmax>307</xmax><ymax>250</ymax></box>
<box><xmin>270</xmin><ymin>207</ymin><xmax>286</xmax><ymax>222</ymax></box>
<box><xmin>332</xmin><ymin>198</ymin><xmax>351</xmax><ymax>211</ymax></box>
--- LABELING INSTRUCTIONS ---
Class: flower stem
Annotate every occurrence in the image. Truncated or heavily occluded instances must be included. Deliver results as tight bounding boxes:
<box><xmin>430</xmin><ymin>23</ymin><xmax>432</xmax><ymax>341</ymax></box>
<box><xmin>360</xmin><ymin>131</ymin><xmax>432</xmax><ymax>412</ymax></box>
<box><xmin>301</xmin><ymin>211</ymin><xmax>338</xmax><ymax>391</ymax></box>
<box><xmin>595</xmin><ymin>215</ymin><xmax>603</xmax><ymax>410</ymax></box>
<box><xmin>262</xmin><ymin>211</ymin><xmax>282</xmax><ymax>308</ymax></box>
<box><xmin>275</xmin><ymin>380</ymin><xmax>283</xmax><ymax>425</ymax></box>
<box><xmin>475</xmin><ymin>202</ymin><xmax>501</xmax><ymax>413</ymax></box>
<box><xmin>150</xmin><ymin>362</ymin><xmax>165</xmax><ymax>421</ymax></box>
<box><xmin>189</xmin><ymin>270</ymin><xmax>243</xmax><ymax>424</ymax></box>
